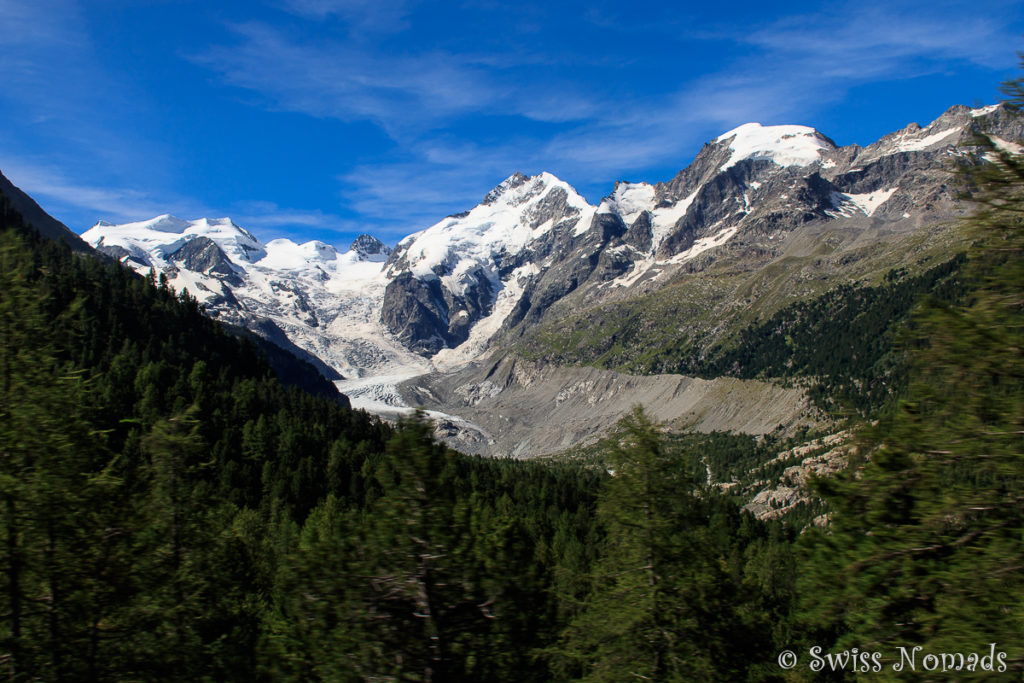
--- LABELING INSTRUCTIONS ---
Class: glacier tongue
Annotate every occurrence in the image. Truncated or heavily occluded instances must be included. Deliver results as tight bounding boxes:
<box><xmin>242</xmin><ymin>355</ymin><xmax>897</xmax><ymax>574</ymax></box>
<box><xmin>79</xmin><ymin>103</ymin><xmax>997</xmax><ymax>424</ymax></box>
<box><xmin>82</xmin><ymin>216</ymin><xmax>432</xmax><ymax>401</ymax></box>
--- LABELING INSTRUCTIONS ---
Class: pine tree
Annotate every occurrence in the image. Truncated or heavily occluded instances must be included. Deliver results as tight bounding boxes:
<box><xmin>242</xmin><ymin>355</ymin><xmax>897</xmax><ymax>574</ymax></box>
<box><xmin>0</xmin><ymin>230</ymin><xmax>134</xmax><ymax>681</ymax></box>
<box><xmin>552</xmin><ymin>407</ymin><xmax>713</xmax><ymax>681</ymax></box>
<box><xmin>359</xmin><ymin>414</ymin><xmax>460</xmax><ymax>681</ymax></box>
<box><xmin>798</xmin><ymin>63</ymin><xmax>1024</xmax><ymax>672</ymax></box>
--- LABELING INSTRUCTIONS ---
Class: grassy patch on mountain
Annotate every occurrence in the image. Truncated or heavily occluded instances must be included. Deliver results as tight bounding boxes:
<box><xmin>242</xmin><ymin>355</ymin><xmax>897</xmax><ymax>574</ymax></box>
<box><xmin>683</xmin><ymin>254</ymin><xmax>966</xmax><ymax>412</ymax></box>
<box><xmin>517</xmin><ymin>221</ymin><xmax>969</xmax><ymax>415</ymax></box>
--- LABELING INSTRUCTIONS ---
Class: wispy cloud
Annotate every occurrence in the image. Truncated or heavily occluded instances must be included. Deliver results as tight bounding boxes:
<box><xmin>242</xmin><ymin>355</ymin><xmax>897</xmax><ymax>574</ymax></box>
<box><xmin>0</xmin><ymin>0</ymin><xmax>178</xmax><ymax>222</ymax></box>
<box><xmin>0</xmin><ymin>0</ymin><xmax>95</xmax><ymax>116</ymax></box>
<box><xmin>189</xmin><ymin>0</ymin><xmax>1023</xmax><ymax>236</ymax></box>
<box><xmin>0</xmin><ymin>0</ymin><xmax>85</xmax><ymax>49</ymax></box>
<box><xmin>745</xmin><ymin>4</ymin><xmax>1017</xmax><ymax>73</ymax></box>
<box><xmin>229</xmin><ymin>200</ymin><xmax>361</xmax><ymax>241</ymax></box>
<box><xmin>0</xmin><ymin>158</ymin><xmax>191</xmax><ymax>226</ymax></box>
<box><xmin>194</xmin><ymin>23</ymin><xmax>506</xmax><ymax>134</ymax></box>
<box><xmin>194</xmin><ymin>21</ymin><xmax>603</xmax><ymax>137</ymax></box>
<box><xmin>279</xmin><ymin>0</ymin><xmax>417</xmax><ymax>33</ymax></box>
<box><xmin>338</xmin><ymin>163</ymin><xmax>500</xmax><ymax>240</ymax></box>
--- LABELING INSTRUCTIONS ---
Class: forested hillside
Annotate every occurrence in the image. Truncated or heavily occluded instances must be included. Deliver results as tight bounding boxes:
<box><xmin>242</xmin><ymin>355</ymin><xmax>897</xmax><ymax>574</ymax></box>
<box><xmin>0</xmin><ymin>197</ymin><xmax>798</xmax><ymax>680</ymax></box>
<box><xmin>522</xmin><ymin>254</ymin><xmax>968</xmax><ymax>417</ymax></box>
<box><xmin>2</xmin><ymin>75</ymin><xmax>1023</xmax><ymax>683</ymax></box>
<box><xmin>793</xmin><ymin>83</ymin><xmax>1024</xmax><ymax>676</ymax></box>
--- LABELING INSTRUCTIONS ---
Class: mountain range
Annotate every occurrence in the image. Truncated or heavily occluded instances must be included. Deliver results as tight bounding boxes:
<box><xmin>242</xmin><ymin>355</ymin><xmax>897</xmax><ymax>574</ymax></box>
<box><xmin>78</xmin><ymin>102</ymin><xmax>1021</xmax><ymax>456</ymax></box>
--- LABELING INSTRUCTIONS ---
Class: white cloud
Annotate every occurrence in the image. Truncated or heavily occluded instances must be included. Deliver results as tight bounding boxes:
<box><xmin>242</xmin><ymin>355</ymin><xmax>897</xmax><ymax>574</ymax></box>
<box><xmin>0</xmin><ymin>158</ymin><xmax>193</xmax><ymax>228</ymax></box>
<box><xmin>746</xmin><ymin>5</ymin><xmax>1016</xmax><ymax>72</ymax></box>
<box><xmin>279</xmin><ymin>0</ymin><xmax>416</xmax><ymax>32</ymax></box>
<box><xmin>194</xmin><ymin>21</ymin><xmax>602</xmax><ymax>137</ymax></box>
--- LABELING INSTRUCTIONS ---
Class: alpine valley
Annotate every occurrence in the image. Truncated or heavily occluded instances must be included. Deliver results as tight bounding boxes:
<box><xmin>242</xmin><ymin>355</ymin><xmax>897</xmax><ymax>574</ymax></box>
<box><xmin>4</xmin><ymin>79</ymin><xmax>1024</xmax><ymax>681</ymax></box>
<box><xmin>80</xmin><ymin>103</ymin><xmax>1022</xmax><ymax>457</ymax></box>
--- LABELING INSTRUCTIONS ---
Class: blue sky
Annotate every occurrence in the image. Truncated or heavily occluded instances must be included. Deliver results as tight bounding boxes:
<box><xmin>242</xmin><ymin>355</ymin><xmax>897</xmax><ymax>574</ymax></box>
<box><xmin>1</xmin><ymin>0</ymin><xmax>1021</xmax><ymax>247</ymax></box>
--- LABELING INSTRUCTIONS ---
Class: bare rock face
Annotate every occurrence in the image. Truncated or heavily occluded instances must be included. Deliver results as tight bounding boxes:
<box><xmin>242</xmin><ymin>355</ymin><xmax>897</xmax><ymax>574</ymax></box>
<box><xmin>380</xmin><ymin>271</ymin><xmax>495</xmax><ymax>354</ymax></box>
<box><xmin>350</xmin><ymin>234</ymin><xmax>390</xmax><ymax>259</ymax></box>
<box><xmin>96</xmin><ymin>243</ymin><xmax>142</xmax><ymax>265</ymax></box>
<box><xmin>376</xmin><ymin>104</ymin><xmax>1019</xmax><ymax>360</ymax></box>
<box><xmin>168</xmin><ymin>236</ymin><xmax>244</xmax><ymax>286</ymax></box>
<box><xmin>742</xmin><ymin>431</ymin><xmax>852</xmax><ymax>520</ymax></box>
<box><xmin>0</xmin><ymin>169</ymin><xmax>94</xmax><ymax>254</ymax></box>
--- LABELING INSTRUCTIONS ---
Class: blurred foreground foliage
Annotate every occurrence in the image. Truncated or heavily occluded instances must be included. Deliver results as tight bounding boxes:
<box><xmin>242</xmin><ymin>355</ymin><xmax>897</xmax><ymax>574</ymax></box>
<box><xmin>0</xmin><ymin>203</ymin><xmax>795</xmax><ymax>681</ymax></box>
<box><xmin>1</xmin><ymin>70</ymin><xmax>1022</xmax><ymax>681</ymax></box>
<box><xmin>795</xmin><ymin>69</ymin><xmax>1024</xmax><ymax>677</ymax></box>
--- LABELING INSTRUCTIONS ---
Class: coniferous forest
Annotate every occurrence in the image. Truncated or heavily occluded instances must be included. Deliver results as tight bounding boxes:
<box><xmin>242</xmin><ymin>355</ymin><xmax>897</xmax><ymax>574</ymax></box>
<box><xmin>2</xmin><ymin>75</ymin><xmax>1023</xmax><ymax>683</ymax></box>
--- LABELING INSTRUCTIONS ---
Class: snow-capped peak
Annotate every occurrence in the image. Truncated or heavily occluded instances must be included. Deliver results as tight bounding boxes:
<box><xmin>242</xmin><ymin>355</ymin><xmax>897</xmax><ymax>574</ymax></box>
<box><xmin>716</xmin><ymin>123</ymin><xmax>834</xmax><ymax>171</ymax></box>
<box><xmin>482</xmin><ymin>172</ymin><xmax>531</xmax><ymax>205</ymax></box>
<box><xmin>83</xmin><ymin>214</ymin><xmax>266</xmax><ymax>264</ymax></box>
<box><xmin>476</xmin><ymin>171</ymin><xmax>588</xmax><ymax>212</ymax></box>
<box><xmin>598</xmin><ymin>182</ymin><xmax>656</xmax><ymax>224</ymax></box>
<box><xmin>131</xmin><ymin>213</ymin><xmax>192</xmax><ymax>233</ymax></box>
<box><xmin>258</xmin><ymin>238</ymin><xmax>342</xmax><ymax>271</ymax></box>
<box><xmin>388</xmin><ymin>171</ymin><xmax>593</xmax><ymax>291</ymax></box>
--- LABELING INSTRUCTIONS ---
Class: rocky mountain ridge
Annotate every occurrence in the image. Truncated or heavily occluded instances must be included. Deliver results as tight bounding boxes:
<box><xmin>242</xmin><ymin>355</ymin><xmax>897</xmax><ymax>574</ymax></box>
<box><xmin>380</xmin><ymin>104</ymin><xmax>1019</xmax><ymax>362</ymax></box>
<box><xmin>0</xmin><ymin>169</ymin><xmax>93</xmax><ymax>254</ymax></box>
<box><xmin>79</xmin><ymin>103</ymin><xmax>1020</xmax><ymax>455</ymax></box>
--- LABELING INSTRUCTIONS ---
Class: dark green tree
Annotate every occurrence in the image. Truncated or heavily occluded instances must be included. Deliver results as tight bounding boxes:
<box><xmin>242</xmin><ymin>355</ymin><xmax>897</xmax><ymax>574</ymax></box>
<box><xmin>552</xmin><ymin>406</ymin><xmax>715</xmax><ymax>681</ymax></box>
<box><xmin>0</xmin><ymin>231</ymin><xmax>135</xmax><ymax>681</ymax></box>
<box><xmin>798</xmin><ymin>65</ymin><xmax>1024</xmax><ymax>673</ymax></box>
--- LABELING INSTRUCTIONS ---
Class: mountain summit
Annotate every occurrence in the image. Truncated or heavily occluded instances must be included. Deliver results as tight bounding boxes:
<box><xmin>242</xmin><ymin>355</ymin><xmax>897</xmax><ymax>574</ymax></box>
<box><xmin>80</xmin><ymin>103</ymin><xmax>1019</xmax><ymax>450</ymax></box>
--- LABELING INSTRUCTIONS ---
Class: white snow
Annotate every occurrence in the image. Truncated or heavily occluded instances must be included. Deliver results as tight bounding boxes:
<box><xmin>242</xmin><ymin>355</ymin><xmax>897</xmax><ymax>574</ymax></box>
<box><xmin>390</xmin><ymin>172</ymin><xmax>591</xmax><ymax>294</ymax></box>
<box><xmin>259</xmin><ymin>238</ymin><xmax>339</xmax><ymax>271</ymax></box>
<box><xmin>668</xmin><ymin>225</ymin><xmax>739</xmax><ymax>263</ymax></box>
<box><xmin>82</xmin><ymin>214</ymin><xmax>266</xmax><ymax>265</ymax></box>
<box><xmin>571</xmin><ymin>205</ymin><xmax>599</xmax><ymax>237</ymax></box>
<box><xmin>598</xmin><ymin>182</ymin><xmax>655</xmax><ymax>225</ymax></box>
<box><xmin>828</xmin><ymin>188</ymin><xmax>896</xmax><ymax>218</ymax></box>
<box><xmin>990</xmin><ymin>135</ymin><xmax>1024</xmax><ymax>155</ymax></box>
<box><xmin>844</xmin><ymin>188</ymin><xmax>896</xmax><ymax>216</ymax></box>
<box><xmin>432</xmin><ymin>263</ymin><xmax>539</xmax><ymax>371</ymax></box>
<box><xmin>82</xmin><ymin>214</ymin><xmax>436</xmax><ymax>416</ymax></box>
<box><xmin>650</xmin><ymin>190</ymin><xmax>697</xmax><ymax>254</ymax></box>
<box><xmin>971</xmin><ymin>104</ymin><xmax>1000</xmax><ymax>118</ymax></box>
<box><xmin>716</xmin><ymin>123</ymin><xmax>833</xmax><ymax>171</ymax></box>
<box><xmin>609</xmin><ymin>258</ymin><xmax>656</xmax><ymax>289</ymax></box>
<box><xmin>81</xmin><ymin>172</ymin><xmax>604</xmax><ymax>421</ymax></box>
<box><xmin>892</xmin><ymin>127</ymin><xmax>960</xmax><ymax>152</ymax></box>
<box><xmin>608</xmin><ymin>209</ymin><xmax>739</xmax><ymax>290</ymax></box>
